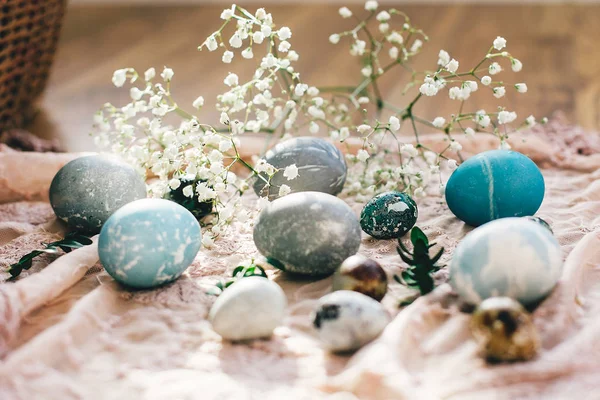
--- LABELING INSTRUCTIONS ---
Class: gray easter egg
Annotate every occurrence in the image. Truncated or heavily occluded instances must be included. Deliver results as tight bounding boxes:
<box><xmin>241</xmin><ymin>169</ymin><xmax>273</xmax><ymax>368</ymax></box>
<box><xmin>49</xmin><ymin>155</ymin><xmax>147</xmax><ymax>233</ymax></box>
<box><xmin>253</xmin><ymin>191</ymin><xmax>361</xmax><ymax>276</ymax></box>
<box><xmin>252</xmin><ymin>137</ymin><xmax>347</xmax><ymax>200</ymax></box>
<box><xmin>312</xmin><ymin>290</ymin><xmax>390</xmax><ymax>352</ymax></box>
<box><xmin>209</xmin><ymin>277</ymin><xmax>287</xmax><ymax>341</ymax></box>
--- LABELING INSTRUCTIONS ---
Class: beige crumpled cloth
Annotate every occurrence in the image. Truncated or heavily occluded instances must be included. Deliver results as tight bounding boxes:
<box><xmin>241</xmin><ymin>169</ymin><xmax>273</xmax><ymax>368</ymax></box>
<box><xmin>0</xmin><ymin>118</ymin><xmax>599</xmax><ymax>400</ymax></box>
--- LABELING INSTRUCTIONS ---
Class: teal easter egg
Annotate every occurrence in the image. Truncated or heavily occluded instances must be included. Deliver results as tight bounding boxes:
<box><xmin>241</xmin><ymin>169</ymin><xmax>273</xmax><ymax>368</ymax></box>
<box><xmin>99</xmin><ymin>198</ymin><xmax>202</xmax><ymax>289</ymax></box>
<box><xmin>449</xmin><ymin>218</ymin><xmax>563</xmax><ymax>306</ymax></box>
<box><xmin>360</xmin><ymin>191</ymin><xmax>417</xmax><ymax>239</ymax></box>
<box><xmin>445</xmin><ymin>150</ymin><xmax>545</xmax><ymax>226</ymax></box>
<box><xmin>50</xmin><ymin>155</ymin><xmax>147</xmax><ymax>234</ymax></box>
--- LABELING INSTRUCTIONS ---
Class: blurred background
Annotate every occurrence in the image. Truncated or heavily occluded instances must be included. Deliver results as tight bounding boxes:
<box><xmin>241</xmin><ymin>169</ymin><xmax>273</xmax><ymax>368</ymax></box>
<box><xmin>2</xmin><ymin>0</ymin><xmax>599</xmax><ymax>151</ymax></box>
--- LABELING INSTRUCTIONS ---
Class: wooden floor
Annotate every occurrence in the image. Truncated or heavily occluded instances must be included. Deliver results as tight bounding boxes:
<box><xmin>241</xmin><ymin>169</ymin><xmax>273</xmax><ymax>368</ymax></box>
<box><xmin>30</xmin><ymin>4</ymin><xmax>600</xmax><ymax>151</ymax></box>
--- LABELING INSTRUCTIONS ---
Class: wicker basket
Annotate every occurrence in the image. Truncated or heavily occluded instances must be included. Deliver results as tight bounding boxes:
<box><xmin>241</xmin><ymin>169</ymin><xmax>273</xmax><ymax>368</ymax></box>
<box><xmin>0</xmin><ymin>0</ymin><xmax>66</xmax><ymax>131</ymax></box>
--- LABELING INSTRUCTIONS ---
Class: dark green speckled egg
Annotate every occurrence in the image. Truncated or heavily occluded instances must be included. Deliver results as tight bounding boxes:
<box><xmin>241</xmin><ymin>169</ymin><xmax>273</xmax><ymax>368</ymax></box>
<box><xmin>360</xmin><ymin>191</ymin><xmax>418</xmax><ymax>240</ymax></box>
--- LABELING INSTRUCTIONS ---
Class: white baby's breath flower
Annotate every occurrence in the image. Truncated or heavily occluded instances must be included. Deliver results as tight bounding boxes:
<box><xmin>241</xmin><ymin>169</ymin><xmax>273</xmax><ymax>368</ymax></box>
<box><xmin>481</xmin><ymin>75</ymin><xmax>492</xmax><ymax>86</ymax></box>
<box><xmin>219</xmin><ymin>139</ymin><xmax>233</xmax><ymax>152</ymax></box>
<box><xmin>205</xmin><ymin>35</ymin><xmax>218</xmax><ymax>51</ymax></box>
<box><xmin>283</xmin><ymin>164</ymin><xmax>299</xmax><ymax>180</ymax></box>
<box><xmin>410</xmin><ymin>39</ymin><xmax>423</xmax><ymax>52</ymax></box>
<box><xmin>182</xmin><ymin>185</ymin><xmax>194</xmax><ymax>198</ymax></box>
<box><xmin>465</xmin><ymin>80</ymin><xmax>478</xmax><ymax>92</ymax></box>
<box><xmin>130</xmin><ymin>87</ymin><xmax>144</xmax><ymax>101</ymax></box>
<box><xmin>365</xmin><ymin>1</ymin><xmax>379</xmax><ymax>11</ymax></box>
<box><xmin>339</xmin><ymin>6</ymin><xmax>353</xmax><ymax>18</ymax></box>
<box><xmin>224</xmin><ymin>72</ymin><xmax>239</xmax><ymax>87</ymax></box>
<box><xmin>357</xmin><ymin>124</ymin><xmax>372</xmax><ymax>134</ymax></box>
<box><xmin>401</xmin><ymin>143</ymin><xmax>418</xmax><ymax>158</ymax></box>
<box><xmin>413</xmin><ymin>187</ymin><xmax>425</xmax><ymax>198</ymax></box>
<box><xmin>112</xmin><ymin>69</ymin><xmax>127</xmax><ymax>87</ymax></box>
<box><xmin>475</xmin><ymin>110</ymin><xmax>491</xmax><ymax>128</ymax></box>
<box><xmin>446</xmin><ymin>59</ymin><xmax>459</xmax><ymax>73</ymax></box>
<box><xmin>493</xmin><ymin>86</ymin><xmax>506</xmax><ymax>98</ymax></box>
<box><xmin>358</xmin><ymin>96</ymin><xmax>369</xmax><ymax>104</ymax></box>
<box><xmin>252</xmin><ymin>31</ymin><xmax>265</xmax><ymax>44</ymax></box>
<box><xmin>192</xmin><ymin>95</ymin><xmax>204</xmax><ymax>109</ymax></box>
<box><xmin>351</xmin><ymin>40</ymin><xmax>367</xmax><ymax>56</ymax></box>
<box><xmin>329</xmin><ymin>34</ymin><xmax>340</xmax><ymax>44</ymax></box>
<box><xmin>515</xmin><ymin>83</ymin><xmax>528</xmax><ymax>93</ymax></box>
<box><xmin>242</xmin><ymin>47</ymin><xmax>254</xmax><ymax>59</ymax></box>
<box><xmin>202</xmin><ymin>235</ymin><xmax>215</xmax><ymax>248</ymax></box>
<box><xmin>357</xmin><ymin>149</ymin><xmax>370</xmax><ymax>162</ymax></box>
<box><xmin>511</xmin><ymin>58</ymin><xmax>523</xmax><ymax>72</ymax></box>
<box><xmin>361</xmin><ymin>65</ymin><xmax>372</xmax><ymax>77</ymax></box>
<box><xmin>261</xmin><ymin>24</ymin><xmax>272</xmax><ymax>37</ymax></box>
<box><xmin>500</xmin><ymin>140</ymin><xmax>512</xmax><ymax>150</ymax></box>
<box><xmin>465</xmin><ymin>127</ymin><xmax>475</xmax><ymax>137</ymax></box>
<box><xmin>450</xmin><ymin>141</ymin><xmax>463</xmax><ymax>151</ymax></box>
<box><xmin>287</xmin><ymin>50</ymin><xmax>299</xmax><ymax>61</ymax></box>
<box><xmin>339</xmin><ymin>127</ymin><xmax>350</xmax><ymax>141</ymax></box>
<box><xmin>379</xmin><ymin>23</ymin><xmax>389</xmax><ymax>33</ymax></box>
<box><xmin>432</xmin><ymin>117</ymin><xmax>446</xmax><ymax>128</ymax></box>
<box><xmin>309</xmin><ymin>121</ymin><xmax>319</xmax><ymax>133</ymax></box>
<box><xmin>294</xmin><ymin>83</ymin><xmax>308</xmax><ymax>97</ymax></box>
<box><xmin>493</xmin><ymin>36</ymin><xmax>507</xmax><ymax>51</ymax></box>
<box><xmin>229</xmin><ymin>32</ymin><xmax>243</xmax><ymax>48</ymax></box>
<box><xmin>307</xmin><ymin>86</ymin><xmax>319</xmax><ymax>96</ymax></box>
<box><xmin>489</xmin><ymin>62</ymin><xmax>502</xmax><ymax>75</ymax></box>
<box><xmin>389</xmin><ymin>115</ymin><xmax>401</xmax><ymax>132</ymax></box>
<box><xmin>389</xmin><ymin>46</ymin><xmax>399</xmax><ymax>59</ymax></box>
<box><xmin>387</xmin><ymin>31</ymin><xmax>403</xmax><ymax>44</ymax></box>
<box><xmin>277</xmin><ymin>27</ymin><xmax>292</xmax><ymax>40</ymax></box>
<box><xmin>447</xmin><ymin>159</ymin><xmax>458</xmax><ymax>170</ymax></box>
<box><xmin>220</xmin><ymin>112</ymin><xmax>230</xmax><ymax>125</ymax></box>
<box><xmin>526</xmin><ymin>115</ymin><xmax>536</xmax><ymax>127</ymax></box>
<box><xmin>161</xmin><ymin>67</ymin><xmax>174</xmax><ymax>82</ymax></box>
<box><xmin>278</xmin><ymin>41</ymin><xmax>291</xmax><ymax>52</ymax></box>
<box><xmin>420</xmin><ymin>77</ymin><xmax>439</xmax><ymax>96</ymax></box>
<box><xmin>144</xmin><ymin>67</ymin><xmax>156</xmax><ymax>81</ymax></box>
<box><xmin>222</xmin><ymin>50</ymin><xmax>234</xmax><ymax>64</ymax></box>
<box><xmin>220</xmin><ymin>7</ymin><xmax>234</xmax><ymax>20</ymax></box>
<box><xmin>498</xmin><ymin>110</ymin><xmax>517</xmax><ymax>124</ymax></box>
<box><xmin>376</xmin><ymin>10</ymin><xmax>390</xmax><ymax>21</ymax></box>
<box><xmin>438</xmin><ymin>50</ymin><xmax>450</xmax><ymax>66</ymax></box>
<box><xmin>255</xmin><ymin>8</ymin><xmax>267</xmax><ymax>20</ymax></box>
<box><xmin>278</xmin><ymin>184</ymin><xmax>292</xmax><ymax>197</ymax></box>
<box><xmin>168</xmin><ymin>178</ymin><xmax>181</xmax><ymax>190</ymax></box>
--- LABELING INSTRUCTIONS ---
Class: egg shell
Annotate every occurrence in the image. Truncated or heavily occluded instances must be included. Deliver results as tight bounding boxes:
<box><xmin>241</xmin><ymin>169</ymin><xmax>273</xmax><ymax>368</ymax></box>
<box><xmin>99</xmin><ymin>198</ymin><xmax>201</xmax><ymax>289</ymax></box>
<box><xmin>360</xmin><ymin>191</ymin><xmax>418</xmax><ymax>239</ymax></box>
<box><xmin>252</xmin><ymin>137</ymin><xmax>347</xmax><ymax>200</ymax></box>
<box><xmin>312</xmin><ymin>290</ymin><xmax>390</xmax><ymax>352</ymax></box>
<box><xmin>253</xmin><ymin>191</ymin><xmax>361</xmax><ymax>276</ymax></box>
<box><xmin>209</xmin><ymin>277</ymin><xmax>287</xmax><ymax>341</ymax></box>
<box><xmin>50</xmin><ymin>155</ymin><xmax>147</xmax><ymax>233</ymax></box>
<box><xmin>445</xmin><ymin>150</ymin><xmax>545</xmax><ymax>227</ymax></box>
<box><xmin>450</xmin><ymin>217</ymin><xmax>563</xmax><ymax>305</ymax></box>
<box><xmin>332</xmin><ymin>254</ymin><xmax>388</xmax><ymax>301</ymax></box>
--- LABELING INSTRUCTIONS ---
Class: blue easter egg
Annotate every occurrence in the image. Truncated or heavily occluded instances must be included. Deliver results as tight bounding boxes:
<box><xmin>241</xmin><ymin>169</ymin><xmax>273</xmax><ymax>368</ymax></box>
<box><xmin>450</xmin><ymin>218</ymin><xmax>563</xmax><ymax>306</ymax></box>
<box><xmin>445</xmin><ymin>150</ymin><xmax>545</xmax><ymax>226</ymax></box>
<box><xmin>99</xmin><ymin>198</ymin><xmax>202</xmax><ymax>289</ymax></box>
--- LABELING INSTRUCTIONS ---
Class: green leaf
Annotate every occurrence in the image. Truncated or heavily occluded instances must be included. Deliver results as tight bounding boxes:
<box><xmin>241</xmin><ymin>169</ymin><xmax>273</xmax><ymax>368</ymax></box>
<box><xmin>410</xmin><ymin>227</ymin><xmax>428</xmax><ymax>247</ymax></box>
<box><xmin>430</xmin><ymin>247</ymin><xmax>445</xmax><ymax>266</ymax></box>
<box><xmin>397</xmin><ymin>249</ymin><xmax>415</xmax><ymax>265</ymax></box>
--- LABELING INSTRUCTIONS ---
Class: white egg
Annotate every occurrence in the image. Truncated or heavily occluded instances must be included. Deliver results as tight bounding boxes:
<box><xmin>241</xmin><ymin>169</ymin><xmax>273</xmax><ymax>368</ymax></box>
<box><xmin>209</xmin><ymin>277</ymin><xmax>287</xmax><ymax>341</ymax></box>
<box><xmin>312</xmin><ymin>290</ymin><xmax>390</xmax><ymax>352</ymax></box>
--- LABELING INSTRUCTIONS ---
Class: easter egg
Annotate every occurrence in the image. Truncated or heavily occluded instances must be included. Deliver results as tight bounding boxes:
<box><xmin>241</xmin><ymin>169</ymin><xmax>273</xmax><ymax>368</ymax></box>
<box><xmin>252</xmin><ymin>137</ymin><xmax>347</xmax><ymax>200</ymax></box>
<box><xmin>312</xmin><ymin>290</ymin><xmax>390</xmax><ymax>352</ymax></box>
<box><xmin>163</xmin><ymin>177</ymin><xmax>213</xmax><ymax>219</ymax></box>
<box><xmin>445</xmin><ymin>150</ymin><xmax>545</xmax><ymax>226</ymax></box>
<box><xmin>98</xmin><ymin>198</ymin><xmax>201</xmax><ymax>289</ymax></box>
<box><xmin>449</xmin><ymin>218</ymin><xmax>563</xmax><ymax>306</ymax></box>
<box><xmin>50</xmin><ymin>155</ymin><xmax>147</xmax><ymax>234</ymax></box>
<box><xmin>360</xmin><ymin>191</ymin><xmax>418</xmax><ymax>239</ymax></box>
<box><xmin>332</xmin><ymin>255</ymin><xmax>388</xmax><ymax>301</ymax></box>
<box><xmin>253</xmin><ymin>191</ymin><xmax>361</xmax><ymax>276</ymax></box>
<box><xmin>209</xmin><ymin>277</ymin><xmax>287</xmax><ymax>341</ymax></box>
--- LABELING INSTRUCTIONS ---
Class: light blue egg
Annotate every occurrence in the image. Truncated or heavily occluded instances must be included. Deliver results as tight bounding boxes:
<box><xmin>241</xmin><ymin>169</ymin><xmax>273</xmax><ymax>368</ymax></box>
<box><xmin>99</xmin><ymin>198</ymin><xmax>202</xmax><ymax>289</ymax></box>
<box><xmin>445</xmin><ymin>150</ymin><xmax>545</xmax><ymax>226</ymax></box>
<box><xmin>450</xmin><ymin>218</ymin><xmax>563</xmax><ymax>306</ymax></box>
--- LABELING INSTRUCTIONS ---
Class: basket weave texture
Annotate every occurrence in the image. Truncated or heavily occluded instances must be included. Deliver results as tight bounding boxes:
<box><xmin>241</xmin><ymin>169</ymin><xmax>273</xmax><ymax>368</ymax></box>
<box><xmin>0</xmin><ymin>0</ymin><xmax>66</xmax><ymax>131</ymax></box>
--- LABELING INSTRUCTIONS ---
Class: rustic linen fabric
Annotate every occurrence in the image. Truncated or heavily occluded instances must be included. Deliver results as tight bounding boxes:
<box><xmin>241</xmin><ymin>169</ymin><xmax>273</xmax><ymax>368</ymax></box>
<box><xmin>0</xmin><ymin>119</ymin><xmax>599</xmax><ymax>399</ymax></box>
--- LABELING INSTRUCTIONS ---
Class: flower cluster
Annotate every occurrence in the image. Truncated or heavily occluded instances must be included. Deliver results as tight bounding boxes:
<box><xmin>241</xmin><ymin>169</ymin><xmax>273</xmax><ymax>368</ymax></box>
<box><xmin>93</xmin><ymin>2</ymin><xmax>543</xmax><ymax>243</ymax></box>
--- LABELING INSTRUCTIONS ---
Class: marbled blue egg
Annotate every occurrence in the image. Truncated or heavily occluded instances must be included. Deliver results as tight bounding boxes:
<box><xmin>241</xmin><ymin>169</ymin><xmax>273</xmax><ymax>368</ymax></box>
<box><xmin>445</xmin><ymin>150</ymin><xmax>545</xmax><ymax>226</ymax></box>
<box><xmin>99</xmin><ymin>198</ymin><xmax>202</xmax><ymax>289</ymax></box>
<box><xmin>450</xmin><ymin>218</ymin><xmax>563</xmax><ymax>306</ymax></box>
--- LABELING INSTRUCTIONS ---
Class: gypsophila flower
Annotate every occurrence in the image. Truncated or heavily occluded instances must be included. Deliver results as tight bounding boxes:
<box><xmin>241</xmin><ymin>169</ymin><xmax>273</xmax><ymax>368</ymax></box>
<box><xmin>112</xmin><ymin>69</ymin><xmax>127</xmax><ymax>87</ymax></box>
<box><xmin>307</xmin><ymin>87</ymin><xmax>319</xmax><ymax>96</ymax></box>
<box><xmin>410</xmin><ymin>39</ymin><xmax>423</xmax><ymax>52</ymax></box>
<box><xmin>493</xmin><ymin>86</ymin><xmax>506</xmax><ymax>98</ymax></box>
<box><xmin>205</xmin><ymin>36</ymin><xmax>218</xmax><ymax>51</ymax></box>
<box><xmin>481</xmin><ymin>75</ymin><xmax>492</xmax><ymax>86</ymax></box>
<box><xmin>358</xmin><ymin>96</ymin><xmax>370</xmax><ymax>104</ymax></box>
<box><xmin>515</xmin><ymin>83</ymin><xmax>528</xmax><ymax>93</ymax></box>
<box><xmin>387</xmin><ymin>32</ymin><xmax>403</xmax><ymax>44</ymax></box>
<box><xmin>144</xmin><ymin>67</ymin><xmax>155</xmax><ymax>81</ymax></box>
<box><xmin>475</xmin><ymin>110</ymin><xmax>491</xmax><ymax>128</ymax></box>
<box><xmin>220</xmin><ymin>7</ymin><xmax>234</xmax><ymax>20</ymax></box>
<box><xmin>294</xmin><ymin>83</ymin><xmax>308</xmax><ymax>96</ymax></box>
<box><xmin>130</xmin><ymin>87</ymin><xmax>144</xmax><ymax>101</ymax></box>
<box><xmin>465</xmin><ymin>127</ymin><xmax>475</xmax><ymax>137</ymax></box>
<box><xmin>222</xmin><ymin>51</ymin><xmax>234</xmax><ymax>63</ymax></box>
<box><xmin>432</xmin><ymin>117</ymin><xmax>446</xmax><ymax>128</ymax></box>
<box><xmin>401</xmin><ymin>143</ymin><xmax>419</xmax><ymax>158</ymax></box>
<box><xmin>161</xmin><ymin>67</ymin><xmax>174</xmax><ymax>82</ymax></box>
<box><xmin>329</xmin><ymin>34</ymin><xmax>340</xmax><ymax>44</ymax></box>
<box><xmin>511</xmin><ymin>58</ymin><xmax>523</xmax><ymax>72</ymax></box>
<box><xmin>357</xmin><ymin>124</ymin><xmax>372</xmax><ymax>134</ymax></box>
<box><xmin>489</xmin><ymin>62</ymin><xmax>502</xmax><ymax>75</ymax></box>
<box><xmin>351</xmin><ymin>40</ymin><xmax>367</xmax><ymax>56</ymax></box>
<box><xmin>169</xmin><ymin>178</ymin><xmax>181</xmax><ymax>190</ymax></box>
<box><xmin>498</xmin><ymin>110</ymin><xmax>517</xmax><ymax>124</ymax></box>
<box><xmin>500</xmin><ymin>141</ymin><xmax>511</xmax><ymax>150</ymax></box>
<box><xmin>450</xmin><ymin>141</ymin><xmax>463</xmax><ymax>152</ymax></box>
<box><xmin>493</xmin><ymin>36</ymin><xmax>507</xmax><ymax>51</ymax></box>
<box><xmin>242</xmin><ymin>47</ymin><xmax>254</xmax><ymax>59</ymax></box>
<box><xmin>526</xmin><ymin>115</ymin><xmax>536</xmax><ymax>127</ymax></box>
<box><xmin>365</xmin><ymin>0</ymin><xmax>379</xmax><ymax>11</ymax></box>
<box><xmin>389</xmin><ymin>46</ymin><xmax>399</xmax><ymax>59</ymax></box>
<box><xmin>446</xmin><ymin>59</ymin><xmax>459</xmax><ymax>73</ymax></box>
<box><xmin>389</xmin><ymin>116</ymin><xmax>401</xmax><ymax>132</ymax></box>
<box><xmin>339</xmin><ymin>6</ymin><xmax>352</xmax><ymax>18</ymax></box>
<box><xmin>182</xmin><ymin>185</ymin><xmax>194</xmax><ymax>198</ymax></box>
<box><xmin>192</xmin><ymin>96</ymin><xmax>205</xmax><ymax>109</ymax></box>
<box><xmin>438</xmin><ymin>50</ymin><xmax>450</xmax><ymax>66</ymax></box>
<box><xmin>379</xmin><ymin>23</ymin><xmax>389</xmax><ymax>33</ymax></box>
<box><xmin>377</xmin><ymin>10</ymin><xmax>390</xmax><ymax>21</ymax></box>
<box><xmin>278</xmin><ymin>41</ymin><xmax>291</xmax><ymax>52</ymax></box>
<box><xmin>283</xmin><ymin>164</ymin><xmax>299</xmax><ymax>180</ymax></box>
<box><xmin>278</xmin><ymin>184</ymin><xmax>291</xmax><ymax>197</ymax></box>
<box><xmin>420</xmin><ymin>77</ymin><xmax>439</xmax><ymax>96</ymax></box>
<box><xmin>220</xmin><ymin>112</ymin><xmax>230</xmax><ymax>125</ymax></box>
<box><xmin>224</xmin><ymin>72</ymin><xmax>239</xmax><ymax>87</ymax></box>
<box><xmin>447</xmin><ymin>159</ymin><xmax>458</xmax><ymax>170</ymax></box>
<box><xmin>229</xmin><ymin>32</ymin><xmax>243</xmax><ymax>48</ymax></box>
<box><xmin>202</xmin><ymin>235</ymin><xmax>215</xmax><ymax>248</ymax></box>
<box><xmin>278</xmin><ymin>27</ymin><xmax>292</xmax><ymax>40</ymax></box>
<box><xmin>309</xmin><ymin>121</ymin><xmax>319</xmax><ymax>133</ymax></box>
<box><xmin>361</xmin><ymin>65</ymin><xmax>372</xmax><ymax>77</ymax></box>
<box><xmin>414</xmin><ymin>187</ymin><xmax>425</xmax><ymax>198</ymax></box>
<box><xmin>357</xmin><ymin>149</ymin><xmax>370</xmax><ymax>162</ymax></box>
